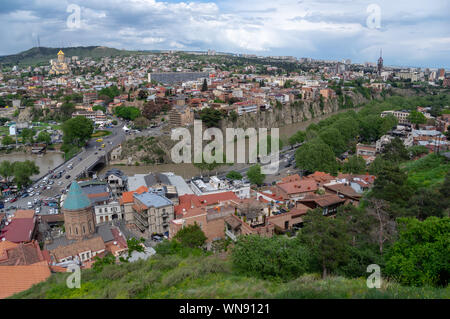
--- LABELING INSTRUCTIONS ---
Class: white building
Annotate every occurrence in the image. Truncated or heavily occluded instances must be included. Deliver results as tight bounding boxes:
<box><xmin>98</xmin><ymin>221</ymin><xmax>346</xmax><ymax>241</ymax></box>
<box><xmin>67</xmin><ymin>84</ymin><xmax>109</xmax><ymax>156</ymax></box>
<box><xmin>94</xmin><ymin>201</ymin><xmax>122</xmax><ymax>224</ymax></box>
<box><xmin>190</xmin><ymin>176</ymin><xmax>251</xmax><ymax>199</ymax></box>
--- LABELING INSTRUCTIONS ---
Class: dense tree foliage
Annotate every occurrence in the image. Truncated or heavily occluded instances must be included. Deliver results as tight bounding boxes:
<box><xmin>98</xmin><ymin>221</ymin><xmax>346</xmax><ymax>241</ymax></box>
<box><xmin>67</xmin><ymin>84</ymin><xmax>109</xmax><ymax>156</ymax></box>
<box><xmin>246</xmin><ymin>164</ymin><xmax>265</xmax><ymax>186</ymax></box>
<box><xmin>226</xmin><ymin>171</ymin><xmax>243</xmax><ymax>180</ymax></box>
<box><xmin>62</xmin><ymin>116</ymin><xmax>94</xmax><ymax>147</ymax></box>
<box><xmin>232</xmin><ymin>235</ymin><xmax>311</xmax><ymax>281</ymax></box>
<box><xmin>298</xmin><ymin>209</ymin><xmax>351</xmax><ymax>278</ymax></box>
<box><xmin>198</xmin><ymin>108</ymin><xmax>223</xmax><ymax>128</ymax></box>
<box><xmin>114</xmin><ymin>106</ymin><xmax>141</xmax><ymax>120</ymax></box>
<box><xmin>385</xmin><ymin>217</ymin><xmax>450</xmax><ymax>287</ymax></box>
<box><xmin>174</xmin><ymin>223</ymin><xmax>207</xmax><ymax>249</ymax></box>
<box><xmin>342</xmin><ymin>155</ymin><xmax>366</xmax><ymax>174</ymax></box>
<box><xmin>295</xmin><ymin>139</ymin><xmax>338</xmax><ymax>175</ymax></box>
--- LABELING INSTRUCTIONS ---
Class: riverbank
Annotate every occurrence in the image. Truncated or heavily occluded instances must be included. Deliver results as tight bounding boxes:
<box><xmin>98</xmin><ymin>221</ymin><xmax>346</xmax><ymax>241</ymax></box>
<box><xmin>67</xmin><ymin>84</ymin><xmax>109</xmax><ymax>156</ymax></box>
<box><xmin>100</xmin><ymin>106</ymin><xmax>364</xmax><ymax>180</ymax></box>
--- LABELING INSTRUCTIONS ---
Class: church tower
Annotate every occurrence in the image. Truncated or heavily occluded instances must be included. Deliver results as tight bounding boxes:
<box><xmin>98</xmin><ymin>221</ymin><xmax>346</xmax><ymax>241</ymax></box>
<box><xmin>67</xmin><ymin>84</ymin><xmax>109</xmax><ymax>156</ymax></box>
<box><xmin>62</xmin><ymin>181</ymin><xmax>96</xmax><ymax>240</ymax></box>
<box><xmin>377</xmin><ymin>49</ymin><xmax>383</xmax><ymax>75</ymax></box>
<box><xmin>57</xmin><ymin>50</ymin><xmax>65</xmax><ymax>63</ymax></box>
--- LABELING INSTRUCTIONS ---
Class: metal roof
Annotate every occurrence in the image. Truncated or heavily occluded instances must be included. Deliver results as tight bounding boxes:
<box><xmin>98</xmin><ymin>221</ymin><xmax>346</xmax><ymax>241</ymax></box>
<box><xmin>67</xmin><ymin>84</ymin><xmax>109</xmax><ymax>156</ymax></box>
<box><xmin>63</xmin><ymin>181</ymin><xmax>92</xmax><ymax>211</ymax></box>
<box><xmin>133</xmin><ymin>192</ymin><xmax>172</xmax><ymax>208</ymax></box>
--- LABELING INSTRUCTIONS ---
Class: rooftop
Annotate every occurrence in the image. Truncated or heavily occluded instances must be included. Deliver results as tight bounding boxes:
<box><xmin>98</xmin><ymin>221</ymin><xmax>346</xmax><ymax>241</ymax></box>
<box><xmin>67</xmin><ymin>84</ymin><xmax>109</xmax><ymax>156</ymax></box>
<box><xmin>134</xmin><ymin>192</ymin><xmax>173</xmax><ymax>209</ymax></box>
<box><xmin>63</xmin><ymin>181</ymin><xmax>92</xmax><ymax>211</ymax></box>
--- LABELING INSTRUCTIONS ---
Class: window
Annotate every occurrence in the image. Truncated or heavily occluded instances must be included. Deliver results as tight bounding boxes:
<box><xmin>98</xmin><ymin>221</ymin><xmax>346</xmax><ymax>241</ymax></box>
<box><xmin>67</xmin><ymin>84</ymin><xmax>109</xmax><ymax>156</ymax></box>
<box><xmin>75</xmin><ymin>227</ymin><xmax>78</xmax><ymax>235</ymax></box>
<box><xmin>83</xmin><ymin>225</ymin><xmax>86</xmax><ymax>234</ymax></box>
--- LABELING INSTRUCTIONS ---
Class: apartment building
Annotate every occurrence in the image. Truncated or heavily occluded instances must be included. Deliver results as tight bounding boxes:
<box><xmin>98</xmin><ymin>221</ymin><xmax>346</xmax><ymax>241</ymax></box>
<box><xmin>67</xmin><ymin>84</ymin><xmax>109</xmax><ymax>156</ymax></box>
<box><xmin>132</xmin><ymin>191</ymin><xmax>174</xmax><ymax>236</ymax></box>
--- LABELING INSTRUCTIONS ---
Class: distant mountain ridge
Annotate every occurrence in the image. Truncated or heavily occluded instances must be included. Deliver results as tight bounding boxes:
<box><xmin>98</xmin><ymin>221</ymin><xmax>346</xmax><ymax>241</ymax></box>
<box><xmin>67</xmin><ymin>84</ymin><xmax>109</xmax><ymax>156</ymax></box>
<box><xmin>0</xmin><ymin>46</ymin><xmax>147</xmax><ymax>66</ymax></box>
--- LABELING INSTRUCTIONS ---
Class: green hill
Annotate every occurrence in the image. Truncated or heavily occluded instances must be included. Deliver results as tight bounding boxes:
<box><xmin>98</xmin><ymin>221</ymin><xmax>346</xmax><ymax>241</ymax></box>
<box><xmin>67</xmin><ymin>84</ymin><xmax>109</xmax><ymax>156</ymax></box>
<box><xmin>11</xmin><ymin>253</ymin><xmax>449</xmax><ymax>299</ymax></box>
<box><xmin>0</xmin><ymin>46</ymin><xmax>146</xmax><ymax>67</ymax></box>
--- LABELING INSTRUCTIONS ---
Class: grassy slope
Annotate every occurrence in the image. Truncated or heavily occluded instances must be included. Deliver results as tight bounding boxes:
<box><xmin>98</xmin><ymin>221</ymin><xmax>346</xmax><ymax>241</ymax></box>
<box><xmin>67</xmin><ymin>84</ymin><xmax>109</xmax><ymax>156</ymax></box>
<box><xmin>12</xmin><ymin>254</ymin><xmax>449</xmax><ymax>299</ymax></box>
<box><xmin>402</xmin><ymin>153</ymin><xmax>450</xmax><ymax>189</ymax></box>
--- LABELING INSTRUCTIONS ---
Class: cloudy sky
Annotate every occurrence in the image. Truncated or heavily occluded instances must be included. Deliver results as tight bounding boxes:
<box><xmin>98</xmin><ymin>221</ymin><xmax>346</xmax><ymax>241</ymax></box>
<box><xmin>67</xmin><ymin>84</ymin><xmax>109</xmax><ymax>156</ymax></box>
<box><xmin>1</xmin><ymin>0</ymin><xmax>449</xmax><ymax>68</ymax></box>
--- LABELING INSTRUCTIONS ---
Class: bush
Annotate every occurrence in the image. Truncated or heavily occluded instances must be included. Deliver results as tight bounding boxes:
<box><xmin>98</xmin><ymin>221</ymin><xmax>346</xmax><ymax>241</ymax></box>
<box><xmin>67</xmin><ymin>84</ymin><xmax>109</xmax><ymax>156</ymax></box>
<box><xmin>231</xmin><ymin>235</ymin><xmax>311</xmax><ymax>281</ymax></box>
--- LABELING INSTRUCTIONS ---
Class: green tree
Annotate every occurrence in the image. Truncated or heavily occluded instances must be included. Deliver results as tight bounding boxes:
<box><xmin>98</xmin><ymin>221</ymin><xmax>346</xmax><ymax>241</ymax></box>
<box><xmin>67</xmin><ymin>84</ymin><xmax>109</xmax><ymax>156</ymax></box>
<box><xmin>289</xmin><ymin>130</ymin><xmax>306</xmax><ymax>146</ymax></box>
<box><xmin>174</xmin><ymin>223</ymin><xmax>207</xmax><ymax>249</ymax></box>
<box><xmin>295</xmin><ymin>139</ymin><xmax>338</xmax><ymax>175</ymax></box>
<box><xmin>92</xmin><ymin>253</ymin><xmax>116</xmax><ymax>273</ymax></box>
<box><xmin>408</xmin><ymin>110</ymin><xmax>427</xmax><ymax>126</ymax></box>
<box><xmin>36</xmin><ymin>131</ymin><xmax>51</xmax><ymax>144</ymax></box>
<box><xmin>0</xmin><ymin>161</ymin><xmax>14</xmax><ymax>182</ymax></box>
<box><xmin>62</xmin><ymin>116</ymin><xmax>94</xmax><ymax>147</ymax></box>
<box><xmin>319</xmin><ymin>127</ymin><xmax>347</xmax><ymax>156</ymax></box>
<box><xmin>246</xmin><ymin>164</ymin><xmax>265</xmax><ymax>186</ymax></box>
<box><xmin>343</xmin><ymin>155</ymin><xmax>366</xmax><ymax>174</ymax></box>
<box><xmin>2</xmin><ymin>135</ymin><xmax>15</xmax><ymax>146</ymax></box>
<box><xmin>298</xmin><ymin>209</ymin><xmax>350</xmax><ymax>277</ymax></box>
<box><xmin>60</xmin><ymin>102</ymin><xmax>76</xmax><ymax>121</ymax></box>
<box><xmin>20</xmin><ymin>128</ymin><xmax>35</xmax><ymax>144</ymax></box>
<box><xmin>381</xmin><ymin>137</ymin><xmax>410</xmax><ymax>164</ymax></box>
<box><xmin>226</xmin><ymin>171</ymin><xmax>243</xmax><ymax>180</ymax></box>
<box><xmin>231</xmin><ymin>235</ymin><xmax>311</xmax><ymax>281</ymax></box>
<box><xmin>12</xmin><ymin>160</ymin><xmax>40</xmax><ymax>189</ymax></box>
<box><xmin>371</xmin><ymin>161</ymin><xmax>412</xmax><ymax>204</ymax></box>
<box><xmin>198</xmin><ymin>108</ymin><xmax>222</xmax><ymax>128</ymax></box>
<box><xmin>385</xmin><ymin>217</ymin><xmax>450</xmax><ymax>287</ymax></box>
<box><xmin>114</xmin><ymin>106</ymin><xmax>141</xmax><ymax>120</ymax></box>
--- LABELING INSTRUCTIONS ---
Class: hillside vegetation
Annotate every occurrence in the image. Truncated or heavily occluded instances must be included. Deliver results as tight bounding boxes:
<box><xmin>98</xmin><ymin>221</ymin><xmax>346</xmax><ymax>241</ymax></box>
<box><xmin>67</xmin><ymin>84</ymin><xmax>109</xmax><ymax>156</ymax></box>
<box><xmin>12</xmin><ymin>252</ymin><xmax>449</xmax><ymax>299</ymax></box>
<box><xmin>0</xmin><ymin>46</ymin><xmax>146</xmax><ymax>66</ymax></box>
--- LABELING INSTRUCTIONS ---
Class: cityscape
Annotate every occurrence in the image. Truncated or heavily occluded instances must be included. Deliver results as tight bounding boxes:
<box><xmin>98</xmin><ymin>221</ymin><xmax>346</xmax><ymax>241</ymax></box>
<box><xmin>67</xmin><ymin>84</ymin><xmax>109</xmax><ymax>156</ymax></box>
<box><xmin>0</xmin><ymin>0</ymin><xmax>448</xmax><ymax>308</ymax></box>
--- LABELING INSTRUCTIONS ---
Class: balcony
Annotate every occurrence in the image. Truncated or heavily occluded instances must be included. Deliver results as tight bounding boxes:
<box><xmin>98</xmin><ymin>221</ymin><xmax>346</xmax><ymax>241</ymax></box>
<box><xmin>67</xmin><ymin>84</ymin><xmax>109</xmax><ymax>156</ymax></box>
<box><xmin>133</xmin><ymin>211</ymin><xmax>149</xmax><ymax>227</ymax></box>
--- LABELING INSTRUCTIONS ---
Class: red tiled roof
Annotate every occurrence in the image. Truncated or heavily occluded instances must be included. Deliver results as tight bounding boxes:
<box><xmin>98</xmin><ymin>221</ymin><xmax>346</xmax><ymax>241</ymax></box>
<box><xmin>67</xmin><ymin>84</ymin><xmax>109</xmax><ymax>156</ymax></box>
<box><xmin>277</xmin><ymin>180</ymin><xmax>318</xmax><ymax>195</ymax></box>
<box><xmin>0</xmin><ymin>261</ymin><xmax>51</xmax><ymax>299</ymax></box>
<box><xmin>175</xmin><ymin>192</ymin><xmax>239</xmax><ymax>215</ymax></box>
<box><xmin>120</xmin><ymin>186</ymin><xmax>149</xmax><ymax>205</ymax></box>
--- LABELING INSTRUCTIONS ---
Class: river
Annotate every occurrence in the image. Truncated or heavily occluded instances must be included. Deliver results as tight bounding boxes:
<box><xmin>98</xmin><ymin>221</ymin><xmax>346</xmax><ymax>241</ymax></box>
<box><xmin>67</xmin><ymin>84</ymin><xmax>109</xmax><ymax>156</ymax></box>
<box><xmin>0</xmin><ymin>152</ymin><xmax>65</xmax><ymax>180</ymax></box>
<box><xmin>99</xmin><ymin>107</ymin><xmax>363</xmax><ymax>180</ymax></box>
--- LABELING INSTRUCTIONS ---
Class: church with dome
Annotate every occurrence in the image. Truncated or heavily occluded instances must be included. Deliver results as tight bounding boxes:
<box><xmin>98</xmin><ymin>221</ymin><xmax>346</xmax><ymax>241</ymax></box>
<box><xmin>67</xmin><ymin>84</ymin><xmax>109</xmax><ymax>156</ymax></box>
<box><xmin>49</xmin><ymin>50</ymin><xmax>70</xmax><ymax>75</ymax></box>
<box><xmin>44</xmin><ymin>181</ymin><xmax>128</xmax><ymax>267</ymax></box>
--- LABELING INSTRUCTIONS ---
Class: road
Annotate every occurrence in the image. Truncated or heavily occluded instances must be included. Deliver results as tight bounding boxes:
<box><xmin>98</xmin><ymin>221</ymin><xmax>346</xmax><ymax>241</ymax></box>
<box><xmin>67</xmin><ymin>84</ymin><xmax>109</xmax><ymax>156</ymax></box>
<box><xmin>3</xmin><ymin>118</ymin><xmax>129</xmax><ymax>213</ymax></box>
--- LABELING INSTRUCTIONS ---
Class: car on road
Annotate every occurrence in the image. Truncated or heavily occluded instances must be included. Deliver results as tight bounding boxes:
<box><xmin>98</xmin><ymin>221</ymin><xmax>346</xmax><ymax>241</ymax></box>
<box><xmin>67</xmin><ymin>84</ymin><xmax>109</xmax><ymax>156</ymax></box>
<box><xmin>21</xmin><ymin>193</ymin><xmax>29</xmax><ymax>198</ymax></box>
<box><xmin>10</xmin><ymin>198</ymin><xmax>17</xmax><ymax>203</ymax></box>
<box><xmin>35</xmin><ymin>192</ymin><xmax>40</xmax><ymax>196</ymax></box>
<box><xmin>94</xmin><ymin>152</ymin><xmax>98</xmax><ymax>155</ymax></box>
<box><xmin>46</xmin><ymin>186</ymin><xmax>51</xmax><ymax>190</ymax></box>
<box><xmin>57</xmin><ymin>181</ymin><xmax>63</xmax><ymax>186</ymax></box>
<box><xmin>65</xmin><ymin>175</ymin><xmax>71</xmax><ymax>179</ymax></box>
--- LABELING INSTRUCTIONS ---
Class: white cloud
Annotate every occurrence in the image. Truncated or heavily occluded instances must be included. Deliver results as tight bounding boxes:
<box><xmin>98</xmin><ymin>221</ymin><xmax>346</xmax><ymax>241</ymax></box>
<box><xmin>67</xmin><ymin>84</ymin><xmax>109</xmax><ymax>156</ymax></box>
<box><xmin>0</xmin><ymin>0</ymin><xmax>448</xmax><ymax>68</ymax></box>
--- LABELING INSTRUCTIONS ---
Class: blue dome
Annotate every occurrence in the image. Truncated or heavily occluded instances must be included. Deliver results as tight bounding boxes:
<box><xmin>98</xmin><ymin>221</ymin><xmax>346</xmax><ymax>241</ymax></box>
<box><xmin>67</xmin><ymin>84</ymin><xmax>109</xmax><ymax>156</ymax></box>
<box><xmin>63</xmin><ymin>181</ymin><xmax>92</xmax><ymax>211</ymax></box>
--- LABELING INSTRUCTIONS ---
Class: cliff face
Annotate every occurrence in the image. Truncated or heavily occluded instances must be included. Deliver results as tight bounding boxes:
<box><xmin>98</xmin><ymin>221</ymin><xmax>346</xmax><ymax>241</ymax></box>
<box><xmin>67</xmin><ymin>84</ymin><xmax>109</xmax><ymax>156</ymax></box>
<box><xmin>221</xmin><ymin>91</ymin><xmax>375</xmax><ymax>130</ymax></box>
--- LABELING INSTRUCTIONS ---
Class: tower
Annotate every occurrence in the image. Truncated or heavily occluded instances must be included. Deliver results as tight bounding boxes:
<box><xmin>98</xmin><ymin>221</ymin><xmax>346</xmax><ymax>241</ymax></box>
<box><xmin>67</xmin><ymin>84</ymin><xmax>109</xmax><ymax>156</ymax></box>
<box><xmin>62</xmin><ymin>181</ymin><xmax>96</xmax><ymax>240</ymax></box>
<box><xmin>377</xmin><ymin>49</ymin><xmax>383</xmax><ymax>75</ymax></box>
